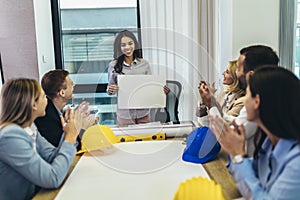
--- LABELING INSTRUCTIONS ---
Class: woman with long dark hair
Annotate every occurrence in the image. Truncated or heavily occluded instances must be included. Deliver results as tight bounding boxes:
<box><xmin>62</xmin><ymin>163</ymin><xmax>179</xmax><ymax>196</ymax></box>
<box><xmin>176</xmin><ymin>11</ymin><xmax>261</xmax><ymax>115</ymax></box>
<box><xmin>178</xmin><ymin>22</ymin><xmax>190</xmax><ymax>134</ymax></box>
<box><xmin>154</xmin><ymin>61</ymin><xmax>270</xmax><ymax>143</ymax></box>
<box><xmin>107</xmin><ymin>30</ymin><xmax>169</xmax><ymax>125</ymax></box>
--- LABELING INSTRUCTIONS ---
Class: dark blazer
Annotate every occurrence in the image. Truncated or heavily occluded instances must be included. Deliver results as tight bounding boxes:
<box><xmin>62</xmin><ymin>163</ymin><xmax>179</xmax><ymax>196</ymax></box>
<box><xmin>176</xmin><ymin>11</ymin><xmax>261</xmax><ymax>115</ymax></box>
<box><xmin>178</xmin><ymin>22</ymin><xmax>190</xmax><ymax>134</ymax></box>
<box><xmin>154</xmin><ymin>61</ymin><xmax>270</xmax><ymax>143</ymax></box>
<box><xmin>35</xmin><ymin>97</ymin><xmax>81</xmax><ymax>151</ymax></box>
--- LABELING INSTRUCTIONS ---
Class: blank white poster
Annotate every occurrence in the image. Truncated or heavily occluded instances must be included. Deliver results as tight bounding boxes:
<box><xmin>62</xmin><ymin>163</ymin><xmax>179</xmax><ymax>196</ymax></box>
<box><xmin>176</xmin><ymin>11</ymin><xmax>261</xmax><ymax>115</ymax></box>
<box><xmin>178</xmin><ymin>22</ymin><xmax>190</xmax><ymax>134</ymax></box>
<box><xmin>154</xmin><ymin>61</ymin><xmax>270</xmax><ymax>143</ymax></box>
<box><xmin>117</xmin><ymin>75</ymin><xmax>166</xmax><ymax>109</ymax></box>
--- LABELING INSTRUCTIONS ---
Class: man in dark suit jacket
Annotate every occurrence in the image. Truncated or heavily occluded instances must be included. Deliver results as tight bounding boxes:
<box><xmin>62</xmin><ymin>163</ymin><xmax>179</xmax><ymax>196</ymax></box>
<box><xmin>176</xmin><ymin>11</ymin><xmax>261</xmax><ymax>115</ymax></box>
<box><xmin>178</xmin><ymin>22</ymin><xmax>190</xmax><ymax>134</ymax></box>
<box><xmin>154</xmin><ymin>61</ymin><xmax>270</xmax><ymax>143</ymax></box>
<box><xmin>35</xmin><ymin>97</ymin><xmax>65</xmax><ymax>148</ymax></box>
<box><xmin>35</xmin><ymin>69</ymin><xmax>96</xmax><ymax>151</ymax></box>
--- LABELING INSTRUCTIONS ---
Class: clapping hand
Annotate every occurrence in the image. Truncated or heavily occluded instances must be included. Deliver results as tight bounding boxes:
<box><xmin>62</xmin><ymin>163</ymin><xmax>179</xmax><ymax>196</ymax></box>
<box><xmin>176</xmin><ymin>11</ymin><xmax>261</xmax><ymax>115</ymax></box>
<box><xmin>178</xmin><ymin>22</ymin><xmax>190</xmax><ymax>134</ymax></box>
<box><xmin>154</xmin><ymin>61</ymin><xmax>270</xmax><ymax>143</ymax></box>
<box><xmin>81</xmin><ymin>115</ymin><xmax>99</xmax><ymax>130</ymax></box>
<box><xmin>198</xmin><ymin>81</ymin><xmax>214</xmax><ymax>108</ymax></box>
<box><xmin>61</xmin><ymin>107</ymin><xmax>79</xmax><ymax>144</ymax></box>
<box><xmin>208</xmin><ymin>115</ymin><xmax>246</xmax><ymax>156</ymax></box>
<box><xmin>74</xmin><ymin>102</ymin><xmax>99</xmax><ymax>132</ymax></box>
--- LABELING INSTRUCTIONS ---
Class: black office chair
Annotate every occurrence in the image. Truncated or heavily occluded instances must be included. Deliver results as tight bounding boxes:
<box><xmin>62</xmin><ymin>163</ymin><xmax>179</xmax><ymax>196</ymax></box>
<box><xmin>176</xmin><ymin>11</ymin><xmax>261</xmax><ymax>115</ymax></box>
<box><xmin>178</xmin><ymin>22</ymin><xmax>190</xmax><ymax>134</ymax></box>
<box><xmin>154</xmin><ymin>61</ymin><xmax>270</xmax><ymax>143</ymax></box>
<box><xmin>150</xmin><ymin>80</ymin><xmax>182</xmax><ymax>124</ymax></box>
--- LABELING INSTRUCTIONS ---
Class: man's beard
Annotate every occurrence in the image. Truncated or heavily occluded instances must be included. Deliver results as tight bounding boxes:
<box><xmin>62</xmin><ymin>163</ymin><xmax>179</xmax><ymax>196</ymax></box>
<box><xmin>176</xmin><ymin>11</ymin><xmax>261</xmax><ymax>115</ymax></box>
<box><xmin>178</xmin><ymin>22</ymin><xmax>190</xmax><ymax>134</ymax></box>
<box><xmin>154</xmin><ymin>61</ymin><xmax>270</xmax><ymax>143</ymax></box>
<box><xmin>238</xmin><ymin>75</ymin><xmax>247</xmax><ymax>90</ymax></box>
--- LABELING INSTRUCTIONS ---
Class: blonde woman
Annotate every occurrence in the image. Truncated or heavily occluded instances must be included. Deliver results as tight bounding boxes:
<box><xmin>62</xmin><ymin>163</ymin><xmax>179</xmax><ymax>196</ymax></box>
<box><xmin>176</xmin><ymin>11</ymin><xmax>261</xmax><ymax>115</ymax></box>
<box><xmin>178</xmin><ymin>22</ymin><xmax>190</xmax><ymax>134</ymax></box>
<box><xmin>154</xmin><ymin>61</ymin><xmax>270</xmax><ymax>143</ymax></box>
<box><xmin>197</xmin><ymin>60</ymin><xmax>245</xmax><ymax>123</ymax></box>
<box><xmin>0</xmin><ymin>79</ymin><xmax>79</xmax><ymax>199</ymax></box>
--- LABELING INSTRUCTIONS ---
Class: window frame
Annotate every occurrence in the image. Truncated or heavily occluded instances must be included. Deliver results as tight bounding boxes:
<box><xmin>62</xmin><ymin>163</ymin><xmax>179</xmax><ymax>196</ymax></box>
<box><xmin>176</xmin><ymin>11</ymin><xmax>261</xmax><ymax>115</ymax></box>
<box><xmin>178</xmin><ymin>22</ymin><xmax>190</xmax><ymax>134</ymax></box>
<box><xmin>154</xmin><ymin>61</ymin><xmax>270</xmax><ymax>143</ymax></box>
<box><xmin>50</xmin><ymin>0</ymin><xmax>142</xmax><ymax>125</ymax></box>
<box><xmin>50</xmin><ymin>0</ymin><xmax>142</xmax><ymax>70</ymax></box>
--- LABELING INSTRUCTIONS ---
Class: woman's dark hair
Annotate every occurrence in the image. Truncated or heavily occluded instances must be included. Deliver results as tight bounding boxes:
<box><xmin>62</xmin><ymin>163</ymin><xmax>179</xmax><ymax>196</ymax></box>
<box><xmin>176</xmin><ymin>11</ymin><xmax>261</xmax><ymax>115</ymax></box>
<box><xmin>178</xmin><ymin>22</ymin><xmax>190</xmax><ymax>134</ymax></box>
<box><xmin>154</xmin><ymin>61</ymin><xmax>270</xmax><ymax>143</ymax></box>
<box><xmin>253</xmin><ymin>128</ymin><xmax>267</xmax><ymax>159</ymax></box>
<box><xmin>249</xmin><ymin>66</ymin><xmax>300</xmax><ymax>158</ymax></box>
<box><xmin>113</xmin><ymin>30</ymin><xmax>142</xmax><ymax>74</ymax></box>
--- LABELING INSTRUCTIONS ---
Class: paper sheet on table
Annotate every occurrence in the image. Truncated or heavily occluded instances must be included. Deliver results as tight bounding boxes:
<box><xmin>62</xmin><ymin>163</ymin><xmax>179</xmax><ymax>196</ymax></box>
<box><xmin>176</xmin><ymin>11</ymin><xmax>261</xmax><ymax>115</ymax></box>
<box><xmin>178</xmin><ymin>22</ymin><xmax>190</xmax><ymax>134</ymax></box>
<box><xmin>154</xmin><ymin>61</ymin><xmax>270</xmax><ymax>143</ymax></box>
<box><xmin>117</xmin><ymin>75</ymin><xmax>166</xmax><ymax>109</ymax></box>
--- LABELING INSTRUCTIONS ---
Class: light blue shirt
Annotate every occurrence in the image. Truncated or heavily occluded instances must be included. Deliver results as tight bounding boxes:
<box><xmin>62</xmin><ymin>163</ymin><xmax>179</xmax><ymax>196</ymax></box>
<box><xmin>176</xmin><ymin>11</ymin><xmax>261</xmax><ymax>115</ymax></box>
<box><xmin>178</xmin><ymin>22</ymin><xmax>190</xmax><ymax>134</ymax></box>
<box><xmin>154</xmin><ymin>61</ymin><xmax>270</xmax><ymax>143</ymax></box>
<box><xmin>0</xmin><ymin>124</ymin><xmax>76</xmax><ymax>200</ymax></box>
<box><xmin>230</xmin><ymin>138</ymin><xmax>300</xmax><ymax>200</ymax></box>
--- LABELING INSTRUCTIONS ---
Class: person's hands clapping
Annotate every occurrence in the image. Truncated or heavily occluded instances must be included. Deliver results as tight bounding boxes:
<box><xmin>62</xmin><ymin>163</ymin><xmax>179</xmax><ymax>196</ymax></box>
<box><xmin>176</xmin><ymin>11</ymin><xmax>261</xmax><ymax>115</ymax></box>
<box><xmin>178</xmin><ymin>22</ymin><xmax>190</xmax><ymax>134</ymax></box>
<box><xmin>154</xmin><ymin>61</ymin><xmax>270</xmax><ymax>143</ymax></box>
<box><xmin>61</xmin><ymin>107</ymin><xmax>78</xmax><ymax>144</ymax></box>
<box><xmin>74</xmin><ymin>101</ymin><xmax>99</xmax><ymax>131</ymax></box>
<box><xmin>108</xmin><ymin>84</ymin><xmax>118</xmax><ymax>95</ymax></box>
<box><xmin>209</xmin><ymin>82</ymin><xmax>217</xmax><ymax>94</ymax></box>
<box><xmin>209</xmin><ymin>115</ymin><xmax>246</xmax><ymax>156</ymax></box>
<box><xmin>81</xmin><ymin>115</ymin><xmax>99</xmax><ymax>130</ymax></box>
<box><xmin>198</xmin><ymin>81</ymin><xmax>213</xmax><ymax>108</ymax></box>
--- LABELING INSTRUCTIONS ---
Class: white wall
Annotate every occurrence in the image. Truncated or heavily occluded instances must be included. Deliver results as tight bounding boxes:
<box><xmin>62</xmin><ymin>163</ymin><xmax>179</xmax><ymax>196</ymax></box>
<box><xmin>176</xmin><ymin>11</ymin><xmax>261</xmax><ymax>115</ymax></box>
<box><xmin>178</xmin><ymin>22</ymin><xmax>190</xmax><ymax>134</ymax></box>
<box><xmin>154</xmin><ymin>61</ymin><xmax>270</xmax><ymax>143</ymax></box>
<box><xmin>0</xmin><ymin>0</ymin><xmax>39</xmax><ymax>80</ymax></box>
<box><xmin>33</xmin><ymin>0</ymin><xmax>56</xmax><ymax>80</ymax></box>
<box><xmin>220</xmin><ymin>0</ymin><xmax>233</xmax><ymax>69</ymax></box>
<box><xmin>233</xmin><ymin>0</ymin><xmax>279</xmax><ymax>58</ymax></box>
<box><xmin>0</xmin><ymin>0</ymin><xmax>55</xmax><ymax>82</ymax></box>
<box><xmin>220</xmin><ymin>0</ymin><xmax>280</xmax><ymax>68</ymax></box>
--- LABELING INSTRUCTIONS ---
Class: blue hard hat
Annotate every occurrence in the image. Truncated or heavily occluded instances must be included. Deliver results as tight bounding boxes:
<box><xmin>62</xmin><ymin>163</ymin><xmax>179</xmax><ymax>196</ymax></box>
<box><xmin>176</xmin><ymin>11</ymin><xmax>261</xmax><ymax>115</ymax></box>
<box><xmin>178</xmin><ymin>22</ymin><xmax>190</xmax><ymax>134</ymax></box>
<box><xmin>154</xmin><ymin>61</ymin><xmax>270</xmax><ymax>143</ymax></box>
<box><xmin>182</xmin><ymin>126</ymin><xmax>221</xmax><ymax>164</ymax></box>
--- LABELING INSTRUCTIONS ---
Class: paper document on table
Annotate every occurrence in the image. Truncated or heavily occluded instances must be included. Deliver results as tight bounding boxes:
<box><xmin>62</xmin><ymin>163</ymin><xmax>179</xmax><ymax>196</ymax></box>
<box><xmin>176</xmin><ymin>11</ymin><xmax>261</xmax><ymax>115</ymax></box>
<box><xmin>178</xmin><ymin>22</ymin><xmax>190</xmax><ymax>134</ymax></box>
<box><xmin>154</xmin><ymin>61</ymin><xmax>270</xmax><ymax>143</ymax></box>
<box><xmin>117</xmin><ymin>75</ymin><xmax>166</xmax><ymax>109</ymax></box>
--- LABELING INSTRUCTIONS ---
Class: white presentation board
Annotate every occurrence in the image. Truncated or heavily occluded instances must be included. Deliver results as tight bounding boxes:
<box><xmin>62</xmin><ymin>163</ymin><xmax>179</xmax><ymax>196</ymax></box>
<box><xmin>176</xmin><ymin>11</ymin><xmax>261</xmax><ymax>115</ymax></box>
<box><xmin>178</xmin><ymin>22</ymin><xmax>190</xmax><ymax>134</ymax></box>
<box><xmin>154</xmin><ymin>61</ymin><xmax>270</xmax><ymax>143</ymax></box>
<box><xmin>117</xmin><ymin>75</ymin><xmax>166</xmax><ymax>109</ymax></box>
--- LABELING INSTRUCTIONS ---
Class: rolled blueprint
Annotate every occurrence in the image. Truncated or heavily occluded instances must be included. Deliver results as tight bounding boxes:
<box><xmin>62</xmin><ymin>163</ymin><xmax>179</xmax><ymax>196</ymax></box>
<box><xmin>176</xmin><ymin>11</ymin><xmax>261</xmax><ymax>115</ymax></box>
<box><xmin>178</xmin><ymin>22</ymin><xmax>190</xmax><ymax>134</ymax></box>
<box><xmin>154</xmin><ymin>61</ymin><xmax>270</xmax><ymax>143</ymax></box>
<box><xmin>109</xmin><ymin>121</ymin><xmax>198</xmax><ymax>137</ymax></box>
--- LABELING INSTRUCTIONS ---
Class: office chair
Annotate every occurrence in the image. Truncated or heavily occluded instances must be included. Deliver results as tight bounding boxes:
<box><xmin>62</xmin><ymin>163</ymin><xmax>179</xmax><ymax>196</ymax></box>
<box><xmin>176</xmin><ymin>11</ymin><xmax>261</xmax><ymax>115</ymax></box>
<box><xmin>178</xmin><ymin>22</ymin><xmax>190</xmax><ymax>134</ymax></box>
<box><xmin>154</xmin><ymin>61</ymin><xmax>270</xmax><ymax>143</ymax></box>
<box><xmin>150</xmin><ymin>80</ymin><xmax>182</xmax><ymax>124</ymax></box>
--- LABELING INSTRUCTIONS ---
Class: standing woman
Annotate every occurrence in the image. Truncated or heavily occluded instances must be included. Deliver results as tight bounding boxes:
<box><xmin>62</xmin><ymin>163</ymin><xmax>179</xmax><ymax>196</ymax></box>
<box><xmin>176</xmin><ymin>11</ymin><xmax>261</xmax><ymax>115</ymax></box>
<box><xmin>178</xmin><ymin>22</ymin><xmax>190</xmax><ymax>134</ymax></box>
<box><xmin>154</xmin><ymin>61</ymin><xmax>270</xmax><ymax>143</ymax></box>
<box><xmin>0</xmin><ymin>79</ymin><xmax>79</xmax><ymax>199</ymax></box>
<box><xmin>107</xmin><ymin>30</ymin><xmax>169</xmax><ymax>125</ymax></box>
<box><xmin>209</xmin><ymin>66</ymin><xmax>300</xmax><ymax>199</ymax></box>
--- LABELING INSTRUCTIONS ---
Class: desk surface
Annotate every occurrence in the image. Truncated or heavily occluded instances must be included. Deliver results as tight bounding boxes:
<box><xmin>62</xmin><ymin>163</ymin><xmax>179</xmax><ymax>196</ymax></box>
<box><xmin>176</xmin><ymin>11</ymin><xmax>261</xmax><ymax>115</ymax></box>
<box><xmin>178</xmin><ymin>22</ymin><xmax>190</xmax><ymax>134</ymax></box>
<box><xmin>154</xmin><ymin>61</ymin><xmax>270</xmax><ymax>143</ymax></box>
<box><xmin>203</xmin><ymin>150</ymin><xmax>241</xmax><ymax>200</ymax></box>
<box><xmin>33</xmin><ymin>141</ymin><xmax>241</xmax><ymax>200</ymax></box>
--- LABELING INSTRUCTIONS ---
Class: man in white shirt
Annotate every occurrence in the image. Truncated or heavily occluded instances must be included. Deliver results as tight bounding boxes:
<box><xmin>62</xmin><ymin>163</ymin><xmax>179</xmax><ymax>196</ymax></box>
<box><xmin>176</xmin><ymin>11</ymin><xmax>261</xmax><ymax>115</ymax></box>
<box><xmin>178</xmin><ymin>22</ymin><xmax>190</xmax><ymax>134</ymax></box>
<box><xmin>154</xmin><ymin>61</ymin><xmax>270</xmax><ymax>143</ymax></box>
<box><xmin>233</xmin><ymin>45</ymin><xmax>279</xmax><ymax>156</ymax></box>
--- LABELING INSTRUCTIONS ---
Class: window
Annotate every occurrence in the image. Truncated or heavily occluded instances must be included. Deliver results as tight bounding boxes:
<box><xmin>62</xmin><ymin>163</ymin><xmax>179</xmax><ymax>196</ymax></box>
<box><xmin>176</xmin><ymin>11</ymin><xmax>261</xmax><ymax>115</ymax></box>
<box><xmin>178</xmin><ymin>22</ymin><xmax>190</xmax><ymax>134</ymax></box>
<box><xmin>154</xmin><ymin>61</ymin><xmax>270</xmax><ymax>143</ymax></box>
<box><xmin>52</xmin><ymin>0</ymin><xmax>139</xmax><ymax>125</ymax></box>
<box><xmin>295</xmin><ymin>0</ymin><xmax>300</xmax><ymax>77</ymax></box>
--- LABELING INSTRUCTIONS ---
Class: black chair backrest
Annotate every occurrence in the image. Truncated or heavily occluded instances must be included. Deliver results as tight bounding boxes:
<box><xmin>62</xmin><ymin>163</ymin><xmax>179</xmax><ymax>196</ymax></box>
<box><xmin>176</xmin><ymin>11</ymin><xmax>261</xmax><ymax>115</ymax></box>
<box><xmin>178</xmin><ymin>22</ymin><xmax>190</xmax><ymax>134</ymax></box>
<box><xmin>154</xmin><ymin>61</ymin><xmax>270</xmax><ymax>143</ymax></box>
<box><xmin>150</xmin><ymin>80</ymin><xmax>182</xmax><ymax>124</ymax></box>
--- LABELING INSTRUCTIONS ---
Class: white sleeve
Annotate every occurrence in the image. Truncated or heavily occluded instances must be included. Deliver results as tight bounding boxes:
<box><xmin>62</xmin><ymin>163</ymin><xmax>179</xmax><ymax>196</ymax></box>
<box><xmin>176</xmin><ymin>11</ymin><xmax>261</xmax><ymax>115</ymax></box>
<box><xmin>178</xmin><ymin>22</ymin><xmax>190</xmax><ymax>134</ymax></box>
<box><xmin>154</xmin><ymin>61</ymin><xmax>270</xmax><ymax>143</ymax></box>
<box><xmin>222</xmin><ymin>112</ymin><xmax>236</xmax><ymax>124</ymax></box>
<box><xmin>235</xmin><ymin>106</ymin><xmax>258</xmax><ymax>156</ymax></box>
<box><xmin>235</xmin><ymin>106</ymin><xmax>257</xmax><ymax>139</ymax></box>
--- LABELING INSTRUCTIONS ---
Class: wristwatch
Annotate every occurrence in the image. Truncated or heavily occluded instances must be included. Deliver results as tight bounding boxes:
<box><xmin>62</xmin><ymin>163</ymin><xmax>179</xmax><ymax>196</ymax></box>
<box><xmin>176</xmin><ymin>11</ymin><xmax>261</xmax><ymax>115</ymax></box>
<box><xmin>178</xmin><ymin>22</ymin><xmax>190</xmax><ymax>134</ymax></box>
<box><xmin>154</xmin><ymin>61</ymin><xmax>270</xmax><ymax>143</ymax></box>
<box><xmin>231</xmin><ymin>154</ymin><xmax>246</xmax><ymax>164</ymax></box>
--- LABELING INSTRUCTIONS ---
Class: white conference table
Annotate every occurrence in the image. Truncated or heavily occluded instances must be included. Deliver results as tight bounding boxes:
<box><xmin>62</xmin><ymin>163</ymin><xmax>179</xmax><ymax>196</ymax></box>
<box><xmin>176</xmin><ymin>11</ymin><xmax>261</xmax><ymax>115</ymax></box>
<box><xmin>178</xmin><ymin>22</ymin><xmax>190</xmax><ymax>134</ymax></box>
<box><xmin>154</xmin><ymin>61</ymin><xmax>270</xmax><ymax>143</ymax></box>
<box><xmin>54</xmin><ymin>140</ymin><xmax>209</xmax><ymax>200</ymax></box>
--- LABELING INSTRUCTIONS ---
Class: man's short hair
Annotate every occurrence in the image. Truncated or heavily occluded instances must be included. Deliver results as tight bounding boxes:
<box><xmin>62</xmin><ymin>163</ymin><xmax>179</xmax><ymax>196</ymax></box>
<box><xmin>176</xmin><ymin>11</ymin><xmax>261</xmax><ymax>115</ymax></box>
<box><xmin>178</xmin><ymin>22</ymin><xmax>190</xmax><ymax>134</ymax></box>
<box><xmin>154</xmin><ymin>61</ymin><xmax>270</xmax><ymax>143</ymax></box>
<box><xmin>240</xmin><ymin>45</ymin><xmax>279</xmax><ymax>73</ymax></box>
<box><xmin>41</xmin><ymin>69</ymin><xmax>69</xmax><ymax>99</ymax></box>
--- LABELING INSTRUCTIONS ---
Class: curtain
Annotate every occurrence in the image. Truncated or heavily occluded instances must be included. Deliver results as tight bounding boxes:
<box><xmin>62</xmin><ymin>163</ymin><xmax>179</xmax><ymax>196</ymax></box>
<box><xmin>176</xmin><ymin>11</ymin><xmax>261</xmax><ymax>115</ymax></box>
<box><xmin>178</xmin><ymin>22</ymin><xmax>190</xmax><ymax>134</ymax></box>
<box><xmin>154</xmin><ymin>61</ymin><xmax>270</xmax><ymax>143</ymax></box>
<box><xmin>139</xmin><ymin>0</ymin><xmax>220</xmax><ymax>121</ymax></box>
<box><xmin>279</xmin><ymin>0</ymin><xmax>297</xmax><ymax>70</ymax></box>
